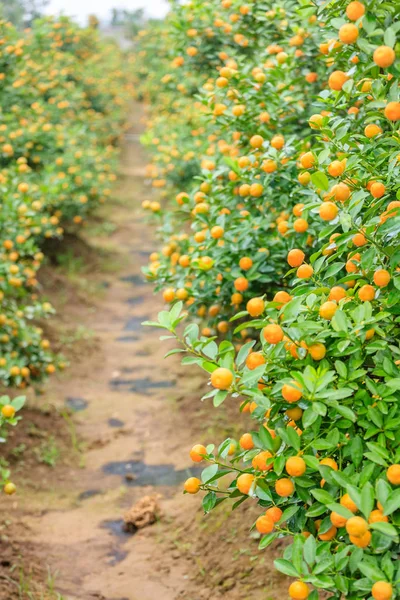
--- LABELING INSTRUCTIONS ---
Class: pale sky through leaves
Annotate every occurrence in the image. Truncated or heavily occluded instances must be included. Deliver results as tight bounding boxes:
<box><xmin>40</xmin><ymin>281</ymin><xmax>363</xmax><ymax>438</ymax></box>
<box><xmin>44</xmin><ymin>0</ymin><xmax>169</xmax><ymax>25</ymax></box>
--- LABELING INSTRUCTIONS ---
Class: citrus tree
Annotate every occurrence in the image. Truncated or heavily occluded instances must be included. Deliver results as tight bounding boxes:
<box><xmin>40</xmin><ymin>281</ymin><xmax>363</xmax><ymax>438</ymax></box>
<box><xmin>139</xmin><ymin>0</ymin><xmax>400</xmax><ymax>597</ymax></box>
<box><xmin>0</xmin><ymin>15</ymin><xmax>132</xmax><ymax>494</ymax></box>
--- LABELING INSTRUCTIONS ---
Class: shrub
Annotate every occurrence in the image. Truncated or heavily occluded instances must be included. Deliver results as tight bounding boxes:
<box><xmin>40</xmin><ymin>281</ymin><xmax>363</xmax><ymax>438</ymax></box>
<box><xmin>0</xmin><ymin>16</ymin><xmax>132</xmax><ymax>388</ymax></box>
<box><xmin>139</xmin><ymin>0</ymin><xmax>400</xmax><ymax>597</ymax></box>
<box><xmin>0</xmin><ymin>15</ymin><xmax>132</xmax><ymax>494</ymax></box>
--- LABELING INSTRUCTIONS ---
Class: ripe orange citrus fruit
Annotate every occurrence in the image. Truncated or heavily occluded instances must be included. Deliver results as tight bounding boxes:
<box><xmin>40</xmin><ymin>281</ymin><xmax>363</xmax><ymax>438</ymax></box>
<box><xmin>275</xmin><ymin>478</ymin><xmax>294</xmax><ymax>497</ymax></box>
<box><xmin>288</xmin><ymin>581</ymin><xmax>309</xmax><ymax>600</ymax></box>
<box><xmin>237</xmin><ymin>473</ymin><xmax>255</xmax><ymax>494</ymax></box>
<box><xmin>287</xmin><ymin>248</ymin><xmax>305</xmax><ymax>267</ymax></box>
<box><xmin>371</xmin><ymin>581</ymin><xmax>393</xmax><ymax>600</ymax></box>
<box><xmin>318</xmin><ymin>524</ymin><xmax>337</xmax><ymax>541</ymax></box>
<box><xmin>339</xmin><ymin>23</ymin><xmax>359</xmax><ymax>43</ymax></box>
<box><xmin>358</xmin><ymin>284</ymin><xmax>375</xmax><ymax>301</ymax></box>
<box><xmin>273</xmin><ymin>291</ymin><xmax>292</xmax><ymax>307</ymax></box>
<box><xmin>239</xmin><ymin>432</ymin><xmax>254</xmax><ymax>450</ymax></box>
<box><xmin>210</xmin><ymin>367</ymin><xmax>234</xmax><ymax>390</ymax></box>
<box><xmin>245</xmin><ymin>352</ymin><xmax>266</xmax><ymax>370</ymax></box>
<box><xmin>387</xmin><ymin>464</ymin><xmax>400</xmax><ymax>485</ymax></box>
<box><xmin>265</xmin><ymin>506</ymin><xmax>282</xmax><ymax>523</ymax></box>
<box><xmin>255</xmin><ymin>515</ymin><xmax>274</xmax><ymax>534</ymax></box>
<box><xmin>297</xmin><ymin>264</ymin><xmax>313</xmax><ymax>279</ymax></box>
<box><xmin>350</xmin><ymin>530</ymin><xmax>371</xmax><ymax>547</ymax></box>
<box><xmin>364</xmin><ymin>124</ymin><xmax>382</xmax><ymax>138</ymax></box>
<box><xmin>320</xmin><ymin>457</ymin><xmax>338</xmax><ymax>470</ymax></box>
<box><xmin>346</xmin><ymin>516</ymin><xmax>368</xmax><ymax>537</ymax></box>
<box><xmin>319</xmin><ymin>301</ymin><xmax>338</xmax><ymax>320</ymax></box>
<box><xmin>328</xmin><ymin>70</ymin><xmax>348</xmax><ymax>91</ymax></box>
<box><xmin>319</xmin><ymin>202</ymin><xmax>338</xmax><ymax>221</ymax></box>
<box><xmin>234</xmin><ymin>276</ymin><xmax>249</xmax><ymax>291</ymax></box>
<box><xmin>253</xmin><ymin>450</ymin><xmax>273</xmax><ymax>471</ymax></box>
<box><xmin>1</xmin><ymin>405</ymin><xmax>15</xmax><ymax>418</ymax></box>
<box><xmin>247</xmin><ymin>297</ymin><xmax>265</xmax><ymax>316</ymax></box>
<box><xmin>263</xmin><ymin>324</ymin><xmax>284</xmax><ymax>344</ymax></box>
<box><xmin>373</xmin><ymin>46</ymin><xmax>395</xmax><ymax>68</ymax></box>
<box><xmin>370</xmin><ymin>182</ymin><xmax>386</xmax><ymax>198</ymax></box>
<box><xmin>189</xmin><ymin>444</ymin><xmax>207</xmax><ymax>462</ymax></box>
<box><xmin>368</xmin><ymin>510</ymin><xmax>388</xmax><ymax>524</ymax></box>
<box><xmin>329</xmin><ymin>286</ymin><xmax>346</xmax><ymax>301</ymax></box>
<box><xmin>285</xmin><ymin>456</ymin><xmax>306</xmax><ymax>477</ymax></box>
<box><xmin>384</xmin><ymin>101</ymin><xmax>400</xmax><ymax>121</ymax></box>
<box><xmin>308</xmin><ymin>343</ymin><xmax>326</xmax><ymax>360</ymax></box>
<box><xmin>373</xmin><ymin>269</ymin><xmax>390</xmax><ymax>287</ymax></box>
<box><xmin>346</xmin><ymin>1</ymin><xmax>365</xmax><ymax>20</ymax></box>
<box><xmin>239</xmin><ymin>256</ymin><xmax>253</xmax><ymax>270</ymax></box>
<box><xmin>330</xmin><ymin>511</ymin><xmax>348</xmax><ymax>528</ymax></box>
<box><xmin>184</xmin><ymin>477</ymin><xmax>201</xmax><ymax>493</ymax></box>
<box><xmin>282</xmin><ymin>381</ymin><xmax>303</xmax><ymax>403</ymax></box>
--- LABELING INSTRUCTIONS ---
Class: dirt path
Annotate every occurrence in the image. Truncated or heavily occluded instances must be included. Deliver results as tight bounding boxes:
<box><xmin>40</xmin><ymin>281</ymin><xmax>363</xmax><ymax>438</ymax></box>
<box><xmin>4</xmin><ymin>104</ymin><xmax>208</xmax><ymax>600</ymax></box>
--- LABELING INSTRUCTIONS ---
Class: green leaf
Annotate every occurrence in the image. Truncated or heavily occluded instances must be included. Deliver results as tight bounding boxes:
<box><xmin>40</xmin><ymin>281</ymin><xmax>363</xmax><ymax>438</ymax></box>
<box><xmin>303</xmin><ymin>407</ymin><xmax>319</xmax><ymax>428</ymax></box>
<box><xmin>202</xmin><ymin>491</ymin><xmax>217</xmax><ymax>513</ymax></box>
<box><xmin>331</xmin><ymin>310</ymin><xmax>348</xmax><ymax>332</ymax></box>
<box><xmin>169</xmin><ymin>301</ymin><xmax>183</xmax><ymax>324</ymax></box>
<box><xmin>278</xmin><ymin>505</ymin><xmax>300</xmax><ymax>524</ymax></box>
<box><xmin>358</xmin><ymin>561</ymin><xmax>386</xmax><ymax>581</ymax></box>
<box><xmin>346</xmin><ymin>485</ymin><xmax>362</xmax><ymax>511</ymax></box>
<box><xmin>369</xmin><ymin>522</ymin><xmax>399</xmax><ymax>541</ymax></box>
<box><xmin>387</xmin><ymin>378</ymin><xmax>400</xmax><ymax>391</ymax></box>
<box><xmin>286</xmin><ymin>426</ymin><xmax>301</xmax><ymax>451</ymax></box>
<box><xmin>360</xmin><ymin>483</ymin><xmax>375</xmax><ymax>519</ymax></box>
<box><xmin>383</xmin><ymin>489</ymin><xmax>400</xmax><ymax>516</ymax></box>
<box><xmin>236</xmin><ymin>341</ymin><xmax>255</xmax><ymax>366</ymax></box>
<box><xmin>10</xmin><ymin>396</ymin><xmax>25</xmax><ymax>411</ymax></box>
<box><xmin>376</xmin><ymin>479</ymin><xmax>392</xmax><ymax>507</ymax></box>
<box><xmin>335</xmin><ymin>405</ymin><xmax>357</xmax><ymax>422</ymax></box>
<box><xmin>327</xmin><ymin>503</ymin><xmax>354</xmax><ymax>520</ymax></box>
<box><xmin>384</xmin><ymin>27</ymin><xmax>396</xmax><ymax>47</ymax></box>
<box><xmin>213</xmin><ymin>390</ymin><xmax>228</xmax><ymax>407</ymax></box>
<box><xmin>273</xmin><ymin>559</ymin><xmax>299</xmax><ymax>578</ymax></box>
<box><xmin>303</xmin><ymin>455</ymin><xmax>320</xmax><ymax>470</ymax></box>
<box><xmin>164</xmin><ymin>348</ymin><xmax>186</xmax><ymax>358</ymax></box>
<box><xmin>349</xmin><ymin>437</ymin><xmax>363</xmax><ymax>468</ymax></box>
<box><xmin>311</xmin><ymin>489</ymin><xmax>335</xmax><ymax>504</ymax></box>
<box><xmin>240</xmin><ymin>364</ymin><xmax>266</xmax><ymax>387</ymax></box>
<box><xmin>201</xmin><ymin>464</ymin><xmax>218</xmax><ymax>483</ymax></box>
<box><xmin>311</xmin><ymin>171</ymin><xmax>329</xmax><ymax>191</ymax></box>
<box><xmin>257</xmin><ymin>425</ymin><xmax>275</xmax><ymax>452</ymax></box>
<box><xmin>292</xmin><ymin>535</ymin><xmax>304</xmax><ymax>573</ymax></box>
<box><xmin>303</xmin><ymin>534</ymin><xmax>316</xmax><ymax>567</ymax></box>
<box><xmin>259</xmin><ymin>532</ymin><xmax>278</xmax><ymax>549</ymax></box>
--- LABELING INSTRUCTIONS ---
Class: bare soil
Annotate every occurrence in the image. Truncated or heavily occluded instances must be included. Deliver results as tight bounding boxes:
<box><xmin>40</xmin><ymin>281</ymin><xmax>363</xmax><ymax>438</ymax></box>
<box><xmin>0</xmin><ymin>104</ymin><xmax>289</xmax><ymax>600</ymax></box>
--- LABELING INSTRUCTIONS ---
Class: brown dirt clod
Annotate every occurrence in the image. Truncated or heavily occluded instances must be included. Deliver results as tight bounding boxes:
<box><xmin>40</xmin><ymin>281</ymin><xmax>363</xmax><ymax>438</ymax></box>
<box><xmin>123</xmin><ymin>494</ymin><xmax>162</xmax><ymax>533</ymax></box>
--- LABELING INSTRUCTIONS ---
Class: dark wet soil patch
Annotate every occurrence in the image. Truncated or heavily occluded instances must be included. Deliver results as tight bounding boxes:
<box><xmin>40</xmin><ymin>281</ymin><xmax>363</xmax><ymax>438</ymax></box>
<box><xmin>100</xmin><ymin>519</ymin><xmax>131</xmax><ymax>539</ymax></box>
<box><xmin>65</xmin><ymin>396</ymin><xmax>89</xmax><ymax>412</ymax></box>
<box><xmin>109</xmin><ymin>377</ymin><xmax>176</xmax><ymax>395</ymax></box>
<box><xmin>120</xmin><ymin>274</ymin><xmax>144</xmax><ymax>286</ymax></box>
<box><xmin>107</xmin><ymin>548</ymin><xmax>129</xmax><ymax>566</ymax></box>
<box><xmin>131</xmin><ymin>249</ymin><xmax>151</xmax><ymax>258</ymax></box>
<box><xmin>124</xmin><ymin>316</ymin><xmax>149</xmax><ymax>332</ymax></box>
<box><xmin>116</xmin><ymin>335</ymin><xmax>139</xmax><ymax>343</ymax></box>
<box><xmin>108</xmin><ymin>418</ymin><xmax>125</xmax><ymax>428</ymax></box>
<box><xmin>126</xmin><ymin>296</ymin><xmax>145</xmax><ymax>305</ymax></box>
<box><xmin>102</xmin><ymin>460</ymin><xmax>201</xmax><ymax>486</ymax></box>
<box><xmin>78</xmin><ymin>489</ymin><xmax>102</xmax><ymax>501</ymax></box>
